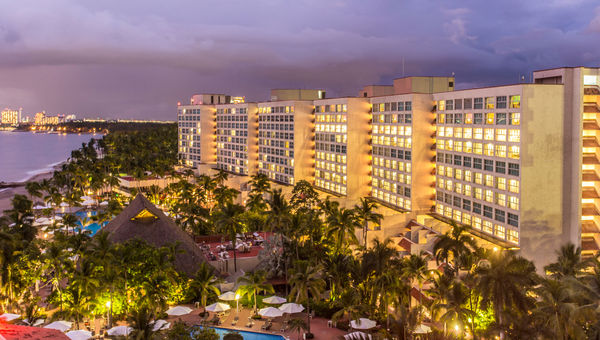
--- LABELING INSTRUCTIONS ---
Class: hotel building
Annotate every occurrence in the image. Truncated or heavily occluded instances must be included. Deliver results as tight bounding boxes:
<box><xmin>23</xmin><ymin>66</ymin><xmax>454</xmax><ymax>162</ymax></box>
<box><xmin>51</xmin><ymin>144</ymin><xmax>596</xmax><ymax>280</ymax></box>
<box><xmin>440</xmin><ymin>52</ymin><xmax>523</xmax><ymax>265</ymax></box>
<box><xmin>178</xmin><ymin>66</ymin><xmax>600</xmax><ymax>266</ymax></box>
<box><xmin>1</xmin><ymin>108</ymin><xmax>22</xmax><ymax>126</ymax></box>
<box><xmin>215</xmin><ymin>102</ymin><xmax>258</xmax><ymax>176</ymax></box>
<box><xmin>178</xmin><ymin>94</ymin><xmax>228</xmax><ymax>168</ymax></box>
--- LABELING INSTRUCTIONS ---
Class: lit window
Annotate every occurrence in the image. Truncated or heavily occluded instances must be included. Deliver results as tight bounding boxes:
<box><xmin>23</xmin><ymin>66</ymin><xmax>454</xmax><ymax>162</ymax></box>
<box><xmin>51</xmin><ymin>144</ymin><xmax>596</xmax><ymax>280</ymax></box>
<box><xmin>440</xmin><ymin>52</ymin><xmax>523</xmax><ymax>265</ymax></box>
<box><xmin>508</xmin><ymin>130</ymin><xmax>520</xmax><ymax>142</ymax></box>
<box><xmin>483</xmin><ymin>221</ymin><xmax>493</xmax><ymax>233</ymax></box>
<box><xmin>484</xmin><ymin>128</ymin><xmax>494</xmax><ymax>140</ymax></box>
<box><xmin>485</xmin><ymin>189</ymin><xmax>494</xmax><ymax>202</ymax></box>
<box><xmin>464</xmin><ymin>171</ymin><xmax>472</xmax><ymax>182</ymax></box>
<box><xmin>485</xmin><ymin>175</ymin><xmax>494</xmax><ymax>187</ymax></box>
<box><xmin>509</xmin><ymin>179</ymin><xmax>519</xmax><ymax>193</ymax></box>
<box><xmin>473</xmin><ymin>217</ymin><xmax>482</xmax><ymax>230</ymax></box>
<box><xmin>474</xmin><ymin>143</ymin><xmax>483</xmax><ymax>155</ymax></box>
<box><xmin>474</xmin><ymin>128</ymin><xmax>483</xmax><ymax>140</ymax></box>
<box><xmin>508</xmin><ymin>146</ymin><xmax>520</xmax><ymax>159</ymax></box>
<box><xmin>464</xmin><ymin>184</ymin><xmax>472</xmax><ymax>196</ymax></box>
<box><xmin>508</xmin><ymin>229</ymin><xmax>519</xmax><ymax>243</ymax></box>
<box><xmin>484</xmin><ymin>143</ymin><xmax>494</xmax><ymax>156</ymax></box>
<box><xmin>465</xmin><ymin>141</ymin><xmax>473</xmax><ymax>153</ymax></box>
<box><xmin>510</xmin><ymin>95</ymin><xmax>521</xmax><ymax>108</ymax></box>
<box><xmin>463</xmin><ymin>128</ymin><xmax>472</xmax><ymax>139</ymax></box>
<box><xmin>454</xmin><ymin>128</ymin><xmax>462</xmax><ymax>138</ymax></box>
<box><xmin>485</xmin><ymin>97</ymin><xmax>495</xmax><ymax>109</ymax></box>
<box><xmin>495</xmin><ymin>145</ymin><xmax>507</xmax><ymax>157</ymax></box>
<box><xmin>474</xmin><ymin>187</ymin><xmax>483</xmax><ymax>199</ymax></box>
<box><xmin>486</xmin><ymin>113</ymin><xmax>495</xmax><ymax>125</ymax></box>
<box><xmin>496</xmin><ymin>129</ymin><xmax>507</xmax><ymax>141</ymax></box>
<box><xmin>475</xmin><ymin>173</ymin><xmax>483</xmax><ymax>184</ymax></box>
<box><xmin>438</xmin><ymin>100</ymin><xmax>446</xmax><ymax>111</ymax></box>
<box><xmin>465</xmin><ymin>113</ymin><xmax>473</xmax><ymax>124</ymax></box>
<box><xmin>495</xmin><ymin>225</ymin><xmax>505</xmax><ymax>238</ymax></box>
<box><xmin>497</xmin><ymin>193</ymin><xmax>506</xmax><ymax>206</ymax></box>
<box><xmin>497</xmin><ymin>177</ymin><xmax>506</xmax><ymax>190</ymax></box>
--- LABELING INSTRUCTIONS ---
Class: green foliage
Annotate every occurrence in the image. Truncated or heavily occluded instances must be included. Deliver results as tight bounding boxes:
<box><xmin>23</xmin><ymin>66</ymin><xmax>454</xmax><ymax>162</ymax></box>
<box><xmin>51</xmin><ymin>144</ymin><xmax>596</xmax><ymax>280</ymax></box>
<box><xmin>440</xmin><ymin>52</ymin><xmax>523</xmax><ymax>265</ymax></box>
<box><xmin>222</xmin><ymin>331</ymin><xmax>243</xmax><ymax>340</ymax></box>
<box><xmin>191</xmin><ymin>327</ymin><xmax>219</xmax><ymax>340</ymax></box>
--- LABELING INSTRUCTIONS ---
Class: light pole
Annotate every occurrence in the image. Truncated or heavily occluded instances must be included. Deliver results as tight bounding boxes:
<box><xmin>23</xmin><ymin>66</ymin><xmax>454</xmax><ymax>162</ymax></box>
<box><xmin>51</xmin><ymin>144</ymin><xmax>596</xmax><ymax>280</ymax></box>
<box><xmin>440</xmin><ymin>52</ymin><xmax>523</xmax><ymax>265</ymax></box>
<box><xmin>235</xmin><ymin>293</ymin><xmax>240</xmax><ymax>314</ymax></box>
<box><xmin>106</xmin><ymin>301</ymin><xmax>111</xmax><ymax>328</ymax></box>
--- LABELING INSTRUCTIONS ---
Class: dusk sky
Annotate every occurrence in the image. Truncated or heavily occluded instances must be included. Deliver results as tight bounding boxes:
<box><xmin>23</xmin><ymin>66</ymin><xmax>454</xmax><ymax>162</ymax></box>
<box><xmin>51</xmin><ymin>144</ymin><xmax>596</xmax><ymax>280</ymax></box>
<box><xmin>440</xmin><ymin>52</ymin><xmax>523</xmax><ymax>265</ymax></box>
<box><xmin>0</xmin><ymin>0</ymin><xmax>599</xmax><ymax>120</ymax></box>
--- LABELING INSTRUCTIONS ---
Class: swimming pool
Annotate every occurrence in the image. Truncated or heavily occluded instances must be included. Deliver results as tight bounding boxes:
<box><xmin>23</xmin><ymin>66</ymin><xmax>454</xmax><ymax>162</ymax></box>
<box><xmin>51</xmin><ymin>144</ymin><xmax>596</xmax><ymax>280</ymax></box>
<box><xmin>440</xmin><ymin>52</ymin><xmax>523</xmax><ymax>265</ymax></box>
<box><xmin>195</xmin><ymin>326</ymin><xmax>286</xmax><ymax>340</ymax></box>
<box><xmin>73</xmin><ymin>211</ymin><xmax>108</xmax><ymax>235</ymax></box>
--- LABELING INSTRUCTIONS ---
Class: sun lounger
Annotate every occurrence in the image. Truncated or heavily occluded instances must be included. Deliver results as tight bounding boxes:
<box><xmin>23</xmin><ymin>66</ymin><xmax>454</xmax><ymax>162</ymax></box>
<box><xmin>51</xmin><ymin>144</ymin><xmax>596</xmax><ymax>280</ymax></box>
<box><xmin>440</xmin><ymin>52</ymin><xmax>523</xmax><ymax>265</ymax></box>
<box><xmin>231</xmin><ymin>316</ymin><xmax>238</xmax><ymax>326</ymax></box>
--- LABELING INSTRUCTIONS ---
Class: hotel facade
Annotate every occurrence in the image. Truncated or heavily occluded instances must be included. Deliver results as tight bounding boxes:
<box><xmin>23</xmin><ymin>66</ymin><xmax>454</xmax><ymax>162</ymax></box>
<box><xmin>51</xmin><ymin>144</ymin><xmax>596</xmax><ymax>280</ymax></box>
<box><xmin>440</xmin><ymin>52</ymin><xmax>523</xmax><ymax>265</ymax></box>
<box><xmin>178</xmin><ymin>66</ymin><xmax>600</xmax><ymax>266</ymax></box>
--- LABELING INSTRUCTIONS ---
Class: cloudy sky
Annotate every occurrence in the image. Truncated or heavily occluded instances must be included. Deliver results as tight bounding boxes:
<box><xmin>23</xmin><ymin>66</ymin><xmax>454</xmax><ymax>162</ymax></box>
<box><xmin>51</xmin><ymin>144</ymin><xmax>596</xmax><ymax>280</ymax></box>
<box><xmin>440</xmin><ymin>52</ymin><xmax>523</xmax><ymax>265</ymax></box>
<box><xmin>0</xmin><ymin>0</ymin><xmax>598</xmax><ymax>120</ymax></box>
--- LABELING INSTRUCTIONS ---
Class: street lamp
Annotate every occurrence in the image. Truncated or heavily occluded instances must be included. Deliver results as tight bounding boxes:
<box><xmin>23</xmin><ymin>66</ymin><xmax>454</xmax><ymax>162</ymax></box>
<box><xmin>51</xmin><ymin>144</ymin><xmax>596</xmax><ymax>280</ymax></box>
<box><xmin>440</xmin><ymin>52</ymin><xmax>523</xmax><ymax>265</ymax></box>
<box><xmin>106</xmin><ymin>301</ymin><xmax>111</xmax><ymax>328</ymax></box>
<box><xmin>235</xmin><ymin>293</ymin><xmax>241</xmax><ymax>314</ymax></box>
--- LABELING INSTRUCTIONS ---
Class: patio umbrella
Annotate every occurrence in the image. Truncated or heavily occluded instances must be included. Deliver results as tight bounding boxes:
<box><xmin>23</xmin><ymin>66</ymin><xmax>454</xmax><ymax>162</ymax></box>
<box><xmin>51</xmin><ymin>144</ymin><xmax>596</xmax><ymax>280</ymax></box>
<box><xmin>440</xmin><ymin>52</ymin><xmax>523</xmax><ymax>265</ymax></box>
<box><xmin>350</xmin><ymin>318</ymin><xmax>377</xmax><ymax>330</ymax></box>
<box><xmin>218</xmin><ymin>291</ymin><xmax>237</xmax><ymax>301</ymax></box>
<box><xmin>99</xmin><ymin>201</ymin><xmax>109</xmax><ymax>206</ymax></box>
<box><xmin>44</xmin><ymin>320</ymin><xmax>72</xmax><ymax>332</ymax></box>
<box><xmin>263</xmin><ymin>296</ymin><xmax>286</xmax><ymax>304</ymax></box>
<box><xmin>279</xmin><ymin>303</ymin><xmax>304</xmax><ymax>314</ymax></box>
<box><xmin>152</xmin><ymin>319</ymin><xmax>171</xmax><ymax>331</ymax></box>
<box><xmin>80</xmin><ymin>196</ymin><xmax>92</xmax><ymax>201</ymax></box>
<box><xmin>344</xmin><ymin>332</ymin><xmax>370</xmax><ymax>340</ymax></box>
<box><xmin>258</xmin><ymin>307</ymin><xmax>284</xmax><ymax>318</ymax></box>
<box><xmin>59</xmin><ymin>202</ymin><xmax>70</xmax><ymax>207</ymax></box>
<box><xmin>82</xmin><ymin>199</ymin><xmax>96</xmax><ymax>206</ymax></box>
<box><xmin>23</xmin><ymin>318</ymin><xmax>45</xmax><ymax>326</ymax></box>
<box><xmin>66</xmin><ymin>330</ymin><xmax>93</xmax><ymax>340</ymax></box>
<box><xmin>166</xmin><ymin>306</ymin><xmax>193</xmax><ymax>316</ymax></box>
<box><xmin>0</xmin><ymin>313</ymin><xmax>20</xmax><ymax>322</ymax></box>
<box><xmin>106</xmin><ymin>325</ymin><xmax>133</xmax><ymax>336</ymax></box>
<box><xmin>413</xmin><ymin>324</ymin><xmax>432</xmax><ymax>334</ymax></box>
<box><xmin>205</xmin><ymin>302</ymin><xmax>231</xmax><ymax>313</ymax></box>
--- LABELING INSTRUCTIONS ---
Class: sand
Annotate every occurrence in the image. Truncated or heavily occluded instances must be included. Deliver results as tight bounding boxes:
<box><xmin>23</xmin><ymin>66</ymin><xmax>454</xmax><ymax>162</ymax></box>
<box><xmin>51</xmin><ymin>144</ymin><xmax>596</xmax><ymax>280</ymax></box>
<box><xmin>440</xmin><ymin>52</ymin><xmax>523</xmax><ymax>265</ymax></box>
<box><xmin>0</xmin><ymin>171</ymin><xmax>55</xmax><ymax>216</ymax></box>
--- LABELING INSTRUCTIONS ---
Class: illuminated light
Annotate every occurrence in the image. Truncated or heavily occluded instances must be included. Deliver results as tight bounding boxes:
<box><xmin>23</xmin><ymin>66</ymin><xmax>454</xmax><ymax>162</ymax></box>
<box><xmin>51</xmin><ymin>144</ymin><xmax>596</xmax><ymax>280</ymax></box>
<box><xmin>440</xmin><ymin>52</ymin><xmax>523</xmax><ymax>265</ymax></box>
<box><xmin>493</xmin><ymin>247</ymin><xmax>498</xmax><ymax>252</ymax></box>
<box><xmin>106</xmin><ymin>301</ymin><xmax>111</xmax><ymax>308</ymax></box>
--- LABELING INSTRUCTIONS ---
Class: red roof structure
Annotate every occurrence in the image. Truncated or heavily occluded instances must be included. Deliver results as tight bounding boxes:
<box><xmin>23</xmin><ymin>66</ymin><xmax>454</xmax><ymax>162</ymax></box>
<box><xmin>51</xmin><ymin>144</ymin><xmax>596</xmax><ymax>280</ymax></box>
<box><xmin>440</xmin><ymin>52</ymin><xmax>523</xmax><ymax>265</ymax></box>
<box><xmin>0</xmin><ymin>322</ymin><xmax>70</xmax><ymax>340</ymax></box>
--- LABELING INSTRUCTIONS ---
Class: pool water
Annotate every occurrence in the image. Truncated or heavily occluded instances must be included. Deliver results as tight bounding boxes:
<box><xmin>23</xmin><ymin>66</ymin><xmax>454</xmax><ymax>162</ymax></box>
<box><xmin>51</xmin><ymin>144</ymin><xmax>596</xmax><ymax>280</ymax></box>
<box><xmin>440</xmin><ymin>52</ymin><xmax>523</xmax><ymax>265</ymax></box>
<box><xmin>196</xmin><ymin>326</ymin><xmax>285</xmax><ymax>340</ymax></box>
<box><xmin>73</xmin><ymin>211</ymin><xmax>108</xmax><ymax>235</ymax></box>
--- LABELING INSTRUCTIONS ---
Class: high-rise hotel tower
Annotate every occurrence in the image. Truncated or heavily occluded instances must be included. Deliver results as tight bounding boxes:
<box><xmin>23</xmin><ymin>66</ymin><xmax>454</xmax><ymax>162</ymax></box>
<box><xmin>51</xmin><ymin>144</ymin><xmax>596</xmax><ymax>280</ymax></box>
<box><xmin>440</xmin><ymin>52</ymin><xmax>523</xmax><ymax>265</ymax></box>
<box><xmin>177</xmin><ymin>66</ymin><xmax>600</xmax><ymax>267</ymax></box>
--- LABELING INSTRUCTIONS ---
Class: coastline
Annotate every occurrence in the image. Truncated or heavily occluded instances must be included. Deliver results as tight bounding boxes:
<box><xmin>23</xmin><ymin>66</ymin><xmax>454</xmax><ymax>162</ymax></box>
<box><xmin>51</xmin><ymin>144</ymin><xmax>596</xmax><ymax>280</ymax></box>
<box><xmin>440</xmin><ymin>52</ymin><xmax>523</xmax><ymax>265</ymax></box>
<box><xmin>0</xmin><ymin>164</ymin><xmax>61</xmax><ymax>216</ymax></box>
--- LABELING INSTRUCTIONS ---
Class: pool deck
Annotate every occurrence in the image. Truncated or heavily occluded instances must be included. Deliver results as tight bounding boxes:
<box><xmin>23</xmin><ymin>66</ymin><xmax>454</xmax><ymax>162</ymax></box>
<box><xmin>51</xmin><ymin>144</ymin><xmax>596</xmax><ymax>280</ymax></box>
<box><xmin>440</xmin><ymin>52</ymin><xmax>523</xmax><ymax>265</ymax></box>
<box><xmin>166</xmin><ymin>304</ymin><xmax>347</xmax><ymax>339</ymax></box>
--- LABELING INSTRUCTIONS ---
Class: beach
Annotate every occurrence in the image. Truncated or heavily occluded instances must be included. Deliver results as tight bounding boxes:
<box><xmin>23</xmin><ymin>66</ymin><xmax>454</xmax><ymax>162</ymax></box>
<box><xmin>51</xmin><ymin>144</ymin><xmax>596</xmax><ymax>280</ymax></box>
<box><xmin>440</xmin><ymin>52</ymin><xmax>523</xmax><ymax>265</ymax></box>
<box><xmin>0</xmin><ymin>170</ymin><xmax>56</xmax><ymax>216</ymax></box>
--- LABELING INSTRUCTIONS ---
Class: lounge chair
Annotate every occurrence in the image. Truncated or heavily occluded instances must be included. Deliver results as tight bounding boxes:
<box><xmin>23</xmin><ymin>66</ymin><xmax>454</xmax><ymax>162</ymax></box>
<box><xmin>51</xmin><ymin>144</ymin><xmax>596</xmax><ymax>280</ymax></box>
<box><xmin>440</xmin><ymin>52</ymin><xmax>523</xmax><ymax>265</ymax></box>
<box><xmin>245</xmin><ymin>321</ymin><xmax>253</xmax><ymax>328</ymax></box>
<box><xmin>231</xmin><ymin>316</ymin><xmax>238</xmax><ymax>326</ymax></box>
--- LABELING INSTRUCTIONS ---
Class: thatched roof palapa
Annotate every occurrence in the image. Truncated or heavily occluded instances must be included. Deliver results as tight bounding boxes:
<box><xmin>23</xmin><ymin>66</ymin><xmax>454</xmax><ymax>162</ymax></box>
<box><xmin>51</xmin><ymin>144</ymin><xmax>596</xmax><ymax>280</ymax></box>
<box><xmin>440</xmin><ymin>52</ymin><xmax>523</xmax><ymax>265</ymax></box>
<box><xmin>102</xmin><ymin>194</ymin><xmax>207</xmax><ymax>276</ymax></box>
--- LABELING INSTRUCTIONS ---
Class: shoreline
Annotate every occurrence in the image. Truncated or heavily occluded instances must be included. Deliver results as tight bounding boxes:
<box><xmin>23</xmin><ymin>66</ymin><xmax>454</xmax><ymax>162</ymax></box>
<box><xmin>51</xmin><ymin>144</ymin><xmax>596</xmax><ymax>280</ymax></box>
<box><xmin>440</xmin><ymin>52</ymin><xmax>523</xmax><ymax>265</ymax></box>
<box><xmin>0</xmin><ymin>165</ymin><xmax>60</xmax><ymax>216</ymax></box>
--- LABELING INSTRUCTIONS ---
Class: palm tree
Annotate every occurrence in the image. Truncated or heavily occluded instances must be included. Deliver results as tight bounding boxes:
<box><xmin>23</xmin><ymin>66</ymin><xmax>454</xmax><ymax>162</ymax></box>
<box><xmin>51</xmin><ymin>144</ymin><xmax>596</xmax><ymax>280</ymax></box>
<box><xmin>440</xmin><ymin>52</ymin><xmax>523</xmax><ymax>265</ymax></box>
<box><xmin>544</xmin><ymin>243</ymin><xmax>589</xmax><ymax>279</ymax></box>
<box><xmin>214</xmin><ymin>169</ymin><xmax>229</xmax><ymax>186</ymax></box>
<box><xmin>290</xmin><ymin>180</ymin><xmax>320</xmax><ymax>210</ymax></box>
<box><xmin>62</xmin><ymin>214</ymin><xmax>79</xmax><ymax>235</ymax></box>
<box><xmin>402</xmin><ymin>253</ymin><xmax>430</xmax><ymax>309</ymax></box>
<box><xmin>475</xmin><ymin>250</ymin><xmax>537</xmax><ymax>339</ymax></box>
<box><xmin>325</xmin><ymin>207</ymin><xmax>360</xmax><ymax>254</ymax></box>
<box><xmin>236</xmin><ymin>270</ymin><xmax>274</xmax><ymax>313</ymax></box>
<box><xmin>215</xmin><ymin>203</ymin><xmax>245</xmax><ymax>272</ymax></box>
<box><xmin>287</xmin><ymin>318</ymin><xmax>308</xmax><ymax>340</ymax></box>
<box><xmin>533</xmin><ymin>278</ymin><xmax>586</xmax><ymax>340</ymax></box>
<box><xmin>288</xmin><ymin>260</ymin><xmax>325</xmax><ymax>335</ymax></box>
<box><xmin>190</xmin><ymin>262</ymin><xmax>222</xmax><ymax>314</ymax></box>
<box><xmin>129</xmin><ymin>304</ymin><xmax>157</xmax><ymax>340</ymax></box>
<box><xmin>353</xmin><ymin>198</ymin><xmax>383</xmax><ymax>248</ymax></box>
<box><xmin>433</xmin><ymin>222</ymin><xmax>478</xmax><ymax>275</ymax></box>
<box><xmin>25</xmin><ymin>181</ymin><xmax>43</xmax><ymax>200</ymax></box>
<box><xmin>435</xmin><ymin>281</ymin><xmax>474</xmax><ymax>337</ymax></box>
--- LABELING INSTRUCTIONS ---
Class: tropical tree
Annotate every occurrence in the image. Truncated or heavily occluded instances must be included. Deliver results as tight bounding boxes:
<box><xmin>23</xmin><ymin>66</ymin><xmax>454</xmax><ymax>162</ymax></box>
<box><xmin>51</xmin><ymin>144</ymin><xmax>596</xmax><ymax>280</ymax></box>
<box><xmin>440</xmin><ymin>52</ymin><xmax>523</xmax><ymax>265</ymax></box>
<box><xmin>475</xmin><ymin>250</ymin><xmax>537</xmax><ymax>339</ymax></box>
<box><xmin>325</xmin><ymin>207</ymin><xmax>360</xmax><ymax>254</ymax></box>
<box><xmin>353</xmin><ymin>198</ymin><xmax>383</xmax><ymax>248</ymax></box>
<box><xmin>433</xmin><ymin>222</ymin><xmax>478</xmax><ymax>274</ymax></box>
<box><xmin>189</xmin><ymin>262</ymin><xmax>221</xmax><ymax>313</ymax></box>
<box><xmin>287</xmin><ymin>318</ymin><xmax>308</xmax><ymax>340</ymax></box>
<box><xmin>288</xmin><ymin>260</ymin><xmax>325</xmax><ymax>335</ymax></box>
<box><xmin>236</xmin><ymin>270</ymin><xmax>274</xmax><ymax>313</ymax></box>
<box><xmin>215</xmin><ymin>203</ymin><xmax>245</xmax><ymax>272</ymax></box>
<box><xmin>544</xmin><ymin>243</ymin><xmax>589</xmax><ymax>279</ymax></box>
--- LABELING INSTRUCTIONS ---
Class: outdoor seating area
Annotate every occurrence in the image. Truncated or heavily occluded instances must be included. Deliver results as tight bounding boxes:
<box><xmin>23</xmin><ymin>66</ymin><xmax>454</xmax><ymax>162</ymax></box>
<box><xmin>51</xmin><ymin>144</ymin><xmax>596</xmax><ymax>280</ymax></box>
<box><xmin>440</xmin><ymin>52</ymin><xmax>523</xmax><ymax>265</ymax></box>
<box><xmin>197</xmin><ymin>232</ymin><xmax>270</xmax><ymax>262</ymax></box>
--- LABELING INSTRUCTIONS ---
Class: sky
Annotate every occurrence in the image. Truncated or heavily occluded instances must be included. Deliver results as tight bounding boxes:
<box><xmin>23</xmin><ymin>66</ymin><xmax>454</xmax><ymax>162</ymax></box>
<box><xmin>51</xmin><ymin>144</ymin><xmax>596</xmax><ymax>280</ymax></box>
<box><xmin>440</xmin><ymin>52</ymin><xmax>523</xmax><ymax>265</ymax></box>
<box><xmin>0</xmin><ymin>0</ymin><xmax>599</xmax><ymax>120</ymax></box>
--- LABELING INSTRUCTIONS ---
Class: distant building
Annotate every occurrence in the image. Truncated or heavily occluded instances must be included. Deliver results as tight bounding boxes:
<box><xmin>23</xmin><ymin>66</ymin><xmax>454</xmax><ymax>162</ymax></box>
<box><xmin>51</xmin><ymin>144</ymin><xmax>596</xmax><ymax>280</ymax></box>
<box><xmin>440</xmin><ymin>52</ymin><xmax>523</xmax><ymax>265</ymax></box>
<box><xmin>1</xmin><ymin>108</ymin><xmax>22</xmax><ymax>126</ymax></box>
<box><xmin>33</xmin><ymin>111</ymin><xmax>64</xmax><ymax>125</ymax></box>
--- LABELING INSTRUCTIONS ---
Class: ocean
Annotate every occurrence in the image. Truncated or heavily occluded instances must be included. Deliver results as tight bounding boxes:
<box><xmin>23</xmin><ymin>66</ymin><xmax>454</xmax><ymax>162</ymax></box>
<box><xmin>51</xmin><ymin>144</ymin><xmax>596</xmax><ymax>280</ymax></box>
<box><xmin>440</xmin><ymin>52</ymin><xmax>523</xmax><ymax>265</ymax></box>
<box><xmin>0</xmin><ymin>131</ymin><xmax>96</xmax><ymax>183</ymax></box>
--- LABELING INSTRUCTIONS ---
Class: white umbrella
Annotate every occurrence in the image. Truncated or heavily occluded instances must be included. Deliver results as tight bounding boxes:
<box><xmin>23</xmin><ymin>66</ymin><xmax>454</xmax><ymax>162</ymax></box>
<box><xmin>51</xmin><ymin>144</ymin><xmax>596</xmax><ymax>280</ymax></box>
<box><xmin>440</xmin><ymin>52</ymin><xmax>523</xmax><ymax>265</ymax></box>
<box><xmin>80</xmin><ymin>196</ymin><xmax>92</xmax><ymax>201</ymax></box>
<box><xmin>60</xmin><ymin>202</ymin><xmax>70</xmax><ymax>207</ymax></box>
<box><xmin>258</xmin><ymin>307</ymin><xmax>284</xmax><ymax>318</ymax></box>
<box><xmin>99</xmin><ymin>201</ymin><xmax>109</xmax><ymax>206</ymax></box>
<box><xmin>34</xmin><ymin>204</ymin><xmax>49</xmax><ymax>210</ymax></box>
<box><xmin>218</xmin><ymin>291</ymin><xmax>237</xmax><ymax>301</ymax></box>
<box><xmin>0</xmin><ymin>313</ymin><xmax>20</xmax><ymax>322</ymax></box>
<box><xmin>152</xmin><ymin>319</ymin><xmax>171</xmax><ymax>331</ymax></box>
<box><xmin>350</xmin><ymin>318</ymin><xmax>377</xmax><ymax>330</ymax></box>
<box><xmin>345</xmin><ymin>332</ymin><xmax>369</xmax><ymax>340</ymax></box>
<box><xmin>279</xmin><ymin>303</ymin><xmax>304</xmax><ymax>314</ymax></box>
<box><xmin>82</xmin><ymin>199</ymin><xmax>96</xmax><ymax>206</ymax></box>
<box><xmin>54</xmin><ymin>215</ymin><xmax>63</xmax><ymax>221</ymax></box>
<box><xmin>23</xmin><ymin>318</ymin><xmax>45</xmax><ymax>326</ymax></box>
<box><xmin>66</xmin><ymin>330</ymin><xmax>93</xmax><ymax>340</ymax></box>
<box><xmin>263</xmin><ymin>296</ymin><xmax>287</xmax><ymax>304</ymax></box>
<box><xmin>44</xmin><ymin>320</ymin><xmax>72</xmax><ymax>332</ymax></box>
<box><xmin>166</xmin><ymin>306</ymin><xmax>193</xmax><ymax>316</ymax></box>
<box><xmin>413</xmin><ymin>324</ymin><xmax>432</xmax><ymax>334</ymax></box>
<box><xmin>205</xmin><ymin>302</ymin><xmax>231</xmax><ymax>313</ymax></box>
<box><xmin>106</xmin><ymin>326</ymin><xmax>133</xmax><ymax>336</ymax></box>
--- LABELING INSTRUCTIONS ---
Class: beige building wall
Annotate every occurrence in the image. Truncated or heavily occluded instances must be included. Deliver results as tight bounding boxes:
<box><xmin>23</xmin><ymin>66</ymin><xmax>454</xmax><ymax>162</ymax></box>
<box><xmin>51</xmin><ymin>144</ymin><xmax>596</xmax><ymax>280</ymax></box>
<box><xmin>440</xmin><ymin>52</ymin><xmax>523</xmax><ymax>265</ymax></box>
<box><xmin>394</xmin><ymin>77</ymin><xmax>455</xmax><ymax>95</ymax></box>
<box><xmin>215</xmin><ymin>103</ymin><xmax>258</xmax><ymax>176</ymax></box>
<box><xmin>270</xmin><ymin>89</ymin><xmax>325</xmax><ymax>101</ymax></box>
<box><xmin>313</xmin><ymin>97</ymin><xmax>370</xmax><ymax>206</ymax></box>
<box><xmin>257</xmin><ymin>100</ymin><xmax>314</xmax><ymax>185</ymax></box>
<box><xmin>177</xmin><ymin>104</ymin><xmax>215</xmax><ymax>169</ymax></box>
